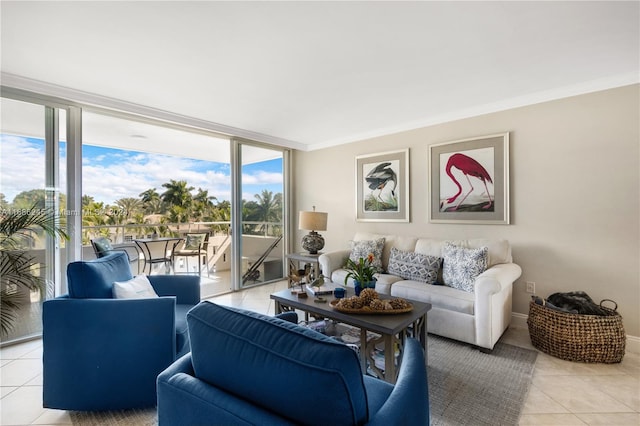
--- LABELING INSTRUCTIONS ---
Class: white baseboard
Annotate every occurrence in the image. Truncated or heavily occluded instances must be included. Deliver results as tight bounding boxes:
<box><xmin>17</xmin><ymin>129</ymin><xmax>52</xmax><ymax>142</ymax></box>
<box><xmin>511</xmin><ymin>312</ymin><xmax>640</xmax><ymax>355</ymax></box>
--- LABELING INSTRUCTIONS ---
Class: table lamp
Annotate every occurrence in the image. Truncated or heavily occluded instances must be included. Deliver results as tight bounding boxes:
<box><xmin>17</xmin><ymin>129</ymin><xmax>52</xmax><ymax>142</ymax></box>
<box><xmin>299</xmin><ymin>206</ymin><xmax>328</xmax><ymax>254</ymax></box>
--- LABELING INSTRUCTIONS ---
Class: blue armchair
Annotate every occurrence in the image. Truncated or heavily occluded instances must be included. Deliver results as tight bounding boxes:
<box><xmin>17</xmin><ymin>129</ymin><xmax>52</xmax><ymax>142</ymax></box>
<box><xmin>43</xmin><ymin>252</ymin><xmax>200</xmax><ymax>411</ymax></box>
<box><xmin>157</xmin><ymin>302</ymin><xmax>429</xmax><ymax>425</ymax></box>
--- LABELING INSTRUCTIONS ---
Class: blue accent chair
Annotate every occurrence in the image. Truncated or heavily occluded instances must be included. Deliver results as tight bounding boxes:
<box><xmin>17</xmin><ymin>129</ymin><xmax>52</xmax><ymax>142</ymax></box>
<box><xmin>157</xmin><ymin>301</ymin><xmax>430</xmax><ymax>426</ymax></box>
<box><xmin>43</xmin><ymin>252</ymin><xmax>200</xmax><ymax>411</ymax></box>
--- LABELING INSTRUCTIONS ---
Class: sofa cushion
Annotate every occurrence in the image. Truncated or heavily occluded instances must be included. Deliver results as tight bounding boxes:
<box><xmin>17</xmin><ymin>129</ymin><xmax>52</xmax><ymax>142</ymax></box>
<box><xmin>390</xmin><ymin>280</ymin><xmax>475</xmax><ymax>315</ymax></box>
<box><xmin>349</xmin><ymin>238</ymin><xmax>385</xmax><ymax>272</ymax></box>
<box><xmin>332</xmin><ymin>269</ymin><xmax>403</xmax><ymax>295</ymax></box>
<box><xmin>112</xmin><ymin>275</ymin><xmax>158</xmax><ymax>299</ymax></box>
<box><xmin>442</xmin><ymin>243</ymin><xmax>488</xmax><ymax>292</ymax></box>
<box><xmin>187</xmin><ymin>302</ymin><xmax>368</xmax><ymax>426</ymax></box>
<box><xmin>387</xmin><ymin>247</ymin><xmax>442</xmax><ymax>284</ymax></box>
<box><xmin>67</xmin><ymin>252</ymin><xmax>133</xmax><ymax>299</ymax></box>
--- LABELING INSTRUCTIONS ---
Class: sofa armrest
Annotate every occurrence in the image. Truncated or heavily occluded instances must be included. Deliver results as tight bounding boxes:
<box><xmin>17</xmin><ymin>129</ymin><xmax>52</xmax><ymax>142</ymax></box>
<box><xmin>149</xmin><ymin>275</ymin><xmax>201</xmax><ymax>305</ymax></box>
<box><xmin>474</xmin><ymin>263</ymin><xmax>522</xmax><ymax>297</ymax></box>
<box><xmin>474</xmin><ymin>263</ymin><xmax>522</xmax><ymax>349</ymax></box>
<box><xmin>318</xmin><ymin>249</ymin><xmax>350</xmax><ymax>281</ymax></box>
<box><xmin>43</xmin><ymin>296</ymin><xmax>177</xmax><ymax>410</ymax></box>
<box><xmin>367</xmin><ymin>338</ymin><xmax>429</xmax><ymax>426</ymax></box>
<box><xmin>157</xmin><ymin>354</ymin><xmax>295</xmax><ymax>426</ymax></box>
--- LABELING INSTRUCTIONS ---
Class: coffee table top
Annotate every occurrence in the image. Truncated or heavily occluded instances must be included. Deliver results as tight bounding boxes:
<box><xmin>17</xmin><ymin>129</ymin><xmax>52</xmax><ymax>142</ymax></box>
<box><xmin>270</xmin><ymin>288</ymin><xmax>431</xmax><ymax>336</ymax></box>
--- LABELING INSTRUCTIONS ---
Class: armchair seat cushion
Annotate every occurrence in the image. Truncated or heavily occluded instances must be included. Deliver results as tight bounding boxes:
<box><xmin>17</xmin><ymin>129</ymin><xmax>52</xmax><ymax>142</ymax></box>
<box><xmin>187</xmin><ymin>302</ymin><xmax>368</xmax><ymax>426</ymax></box>
<box><xmin>175</xmin><ymin>304</ymin><xmax>193</xmax><ymax>357</ymax></box>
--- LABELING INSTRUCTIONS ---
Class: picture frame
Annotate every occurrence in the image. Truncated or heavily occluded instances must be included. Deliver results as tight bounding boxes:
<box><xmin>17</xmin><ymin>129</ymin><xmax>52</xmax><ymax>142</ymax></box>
<box><xmin>429</xmin><ymin>133</ymin><xmax>510</xmax><ymax>224</ymax></box>
<box><xmin>356</xmin><ymin>148</ymin><xmax>410</xmax><ymax>222</ymax></box>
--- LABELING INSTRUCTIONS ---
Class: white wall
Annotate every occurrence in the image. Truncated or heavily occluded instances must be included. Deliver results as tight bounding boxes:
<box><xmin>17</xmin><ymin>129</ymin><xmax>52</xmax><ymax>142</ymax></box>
<box><xmin>293</xmin><ymin>84</ymin><xmax>640</xmax><ymax>337</ymax></box>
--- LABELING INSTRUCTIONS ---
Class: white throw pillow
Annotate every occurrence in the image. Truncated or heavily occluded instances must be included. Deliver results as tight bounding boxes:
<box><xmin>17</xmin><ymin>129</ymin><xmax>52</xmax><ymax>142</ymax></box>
<box><xmin>113</xmin><ymin>275</ymin><xmax>159</xmax><ymax>299</ymax></box>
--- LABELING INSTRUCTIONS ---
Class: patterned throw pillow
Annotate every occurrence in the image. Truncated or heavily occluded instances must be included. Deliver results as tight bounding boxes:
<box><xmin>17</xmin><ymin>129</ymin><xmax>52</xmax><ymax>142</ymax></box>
<box><xmin>185</xmin><ymin>234</ymin><xmax>205</xmax><ymax>250</ymax></box>
<box><xmin>442</xmin><ymin>242</ymin><xmax>488</xmax><ymax>292</ymax></box>
<box><xmin>387</xmin><ymin>247</ymin><xmax>442</xmax><ymax>284</ymax></box>
<box><xmin>348</xmin><ymin>238</ymin><xmax>385</xmax><ymax>272</ymax></box>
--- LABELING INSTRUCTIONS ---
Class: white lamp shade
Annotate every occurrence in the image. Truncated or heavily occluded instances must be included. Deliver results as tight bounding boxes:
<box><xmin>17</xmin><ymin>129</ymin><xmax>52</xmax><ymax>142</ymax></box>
<box><xmin>298</xmin><ymin>211</ymin><xmax>328</xmax><ymax>231</ymax></box>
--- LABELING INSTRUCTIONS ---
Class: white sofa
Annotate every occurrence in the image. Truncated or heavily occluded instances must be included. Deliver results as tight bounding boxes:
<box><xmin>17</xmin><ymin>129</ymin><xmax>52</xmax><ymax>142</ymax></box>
<box><xmin>318</xmin><ymin>233</ymin><xmax>522</xmax><ymax>350</ymax></box>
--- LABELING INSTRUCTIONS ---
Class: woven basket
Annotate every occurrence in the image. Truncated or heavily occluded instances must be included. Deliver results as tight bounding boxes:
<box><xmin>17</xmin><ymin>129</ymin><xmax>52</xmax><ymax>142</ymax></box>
<box><xmin>527</xmin><ymin>300</ymin><xmax>625</xmax><ymax>363</ymax></box>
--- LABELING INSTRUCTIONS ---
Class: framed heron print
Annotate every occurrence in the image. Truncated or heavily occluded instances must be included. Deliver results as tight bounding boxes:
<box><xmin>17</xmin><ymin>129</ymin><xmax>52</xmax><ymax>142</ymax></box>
<box><xmin>429</xmin><ymin>133</ymin><xmax>510</xmax><ymax>224</ymax></box>
<box><xmin>356</xmin><ymin>148</ymin><xmax>409</xmax><ymax>222</ymax></box>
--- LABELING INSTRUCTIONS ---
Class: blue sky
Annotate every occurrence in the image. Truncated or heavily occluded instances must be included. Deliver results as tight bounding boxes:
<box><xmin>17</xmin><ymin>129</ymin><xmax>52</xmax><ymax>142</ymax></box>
<box><xmin>1</xmin><ymin>135</ymin><xmax>283</xmax><ymax>205</ymax></box>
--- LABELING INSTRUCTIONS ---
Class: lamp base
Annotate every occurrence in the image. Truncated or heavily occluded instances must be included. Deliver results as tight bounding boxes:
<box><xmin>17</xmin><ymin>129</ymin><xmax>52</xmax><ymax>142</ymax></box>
<box><xmin>302</xmin><ymin>231</ymin><xmax>325</xmax><ymax>255</ymax></box>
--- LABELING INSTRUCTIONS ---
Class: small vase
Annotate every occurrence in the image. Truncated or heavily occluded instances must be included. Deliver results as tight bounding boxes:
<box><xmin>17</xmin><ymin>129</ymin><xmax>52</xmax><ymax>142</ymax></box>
<box><xmin>354</xmin><ymin>280</ymin><xmax>376</xmax><ymax>296</ymax></box>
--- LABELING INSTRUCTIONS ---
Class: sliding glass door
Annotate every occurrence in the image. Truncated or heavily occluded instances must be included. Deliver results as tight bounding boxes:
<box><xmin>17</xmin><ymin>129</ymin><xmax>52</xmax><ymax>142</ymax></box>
<box><xmin>0</xmin><ymin>97</ymin><xmax>67</xmax><ymax>344</ymax></box>
<box><xmin>235</xmin><ymin>142</ymin><xmax>287</xmax><ymax>289</ymax></box>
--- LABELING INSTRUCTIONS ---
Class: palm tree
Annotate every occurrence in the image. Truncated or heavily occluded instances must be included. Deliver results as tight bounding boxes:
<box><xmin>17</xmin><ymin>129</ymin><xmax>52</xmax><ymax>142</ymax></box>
<box><xmin>161</xmin><ymin>180</ymin><xmax>194</xmax><ymax>210</ymax></box>
<box><xmin>115</xmin><ymin>197</ymin><xmax>142</xmax><ymax>223</ymax></box>
<box><xmin>252</xmin><ymin>190</ymin><xmax>282</xmax><ymax>235</ymax></box>
<box><xmin>192</xmin><ymin>188</ymin><xmax>217</xmax><ymax>222</ymax></box>
<box><xmin>139</xmin><ymin>188</ymin><xmax>163</xmax><ymax>214</ymax></box>
<box><xmin>1</xmin><ymin>206</ymin><xmax>68</xmax><ymax>335</ymax></box>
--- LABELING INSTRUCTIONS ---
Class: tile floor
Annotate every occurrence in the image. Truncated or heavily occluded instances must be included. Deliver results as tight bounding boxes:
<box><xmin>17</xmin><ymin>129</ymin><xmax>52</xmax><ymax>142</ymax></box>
<box><xmin>1</xmin><ymin>280</ymin><xmax>638</xmax><ymax>425</ymax></box>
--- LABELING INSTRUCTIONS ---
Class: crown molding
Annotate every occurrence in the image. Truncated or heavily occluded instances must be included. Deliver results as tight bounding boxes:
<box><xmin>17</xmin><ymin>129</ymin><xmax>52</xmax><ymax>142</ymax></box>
<box><xmin>0</xmin><ymin>72</ymin><xmax>307</xmax><ymax>151</ymax></box>
<box><xmin>308</xmin><ymin>72</ymin><xmax>640</xmax><ymax>151</ymax></box>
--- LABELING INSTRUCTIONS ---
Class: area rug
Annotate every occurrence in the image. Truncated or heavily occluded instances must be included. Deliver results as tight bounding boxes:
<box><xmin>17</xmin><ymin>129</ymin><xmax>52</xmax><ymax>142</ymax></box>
<box><xmin>70</xmin><ymin>335</ymin><xmax>537</xmax><ymax>426</ymax></box>
<box><xmin>69</xmin><ymin>408</ymin><xmax>156</xmax><ymax>425</ymax></box>
<box><xmin>428</xmin><ymin>335</ymin><xmax>538</xmax><ymax>426</ymax></box>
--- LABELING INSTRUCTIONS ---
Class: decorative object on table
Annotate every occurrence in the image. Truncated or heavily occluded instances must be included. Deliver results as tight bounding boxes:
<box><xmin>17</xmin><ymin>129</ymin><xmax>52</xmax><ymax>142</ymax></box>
<box><xmin>429</xmin><ymin>132</ymin><xmax>510</xmax><ymax>224</ymax></box>
<box><xmin>527</xmin><ymin>293</ymin><xmax>625</xmax><ymax>363</ymax></box>
<box><xmin>331</xmin><ymin>288</ymin><xmax>412</xmax><ymax>314</ymax></box>
<box><xmin>298</xmin><ymin>206</ymin><xmax>328</xmax><ymax>254</ymax></box>
<box><xmin>288</xmin><ymin>262</ymin><xmax>311</xmax><ymax>288</ymax></box>
<box><xmin>333</xmin><ymin>287</ymin><xmax>346</xmax><ymax>299</ymax></box>
<box><xmin>355</xmin><ymin>149</ymin><xmax>410</xmax><ymax>222</ymax></box>
<box><xmin>306</xmin><ymin>275</ymin><xmax>338</xmax><ymax>296</ymax></box>
<box><xmin>344</xmin><ymin>252</ymin><xmax>378</xmax><ymax>296</ymax></box>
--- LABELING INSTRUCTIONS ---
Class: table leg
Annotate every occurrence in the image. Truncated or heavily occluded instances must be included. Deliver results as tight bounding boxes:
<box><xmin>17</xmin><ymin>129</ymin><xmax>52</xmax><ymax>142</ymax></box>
<box><xmin>383</xmin><ymin>333</ymin><xmax>397</xmax><ymax>384</ymax></box>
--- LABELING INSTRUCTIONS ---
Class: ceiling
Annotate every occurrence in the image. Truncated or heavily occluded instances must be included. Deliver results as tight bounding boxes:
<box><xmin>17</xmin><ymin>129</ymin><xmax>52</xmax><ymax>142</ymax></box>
<box><xmin>1</xmin><ymin>1</ymin><xmax>638</xmax><ymax>151</ymax></box>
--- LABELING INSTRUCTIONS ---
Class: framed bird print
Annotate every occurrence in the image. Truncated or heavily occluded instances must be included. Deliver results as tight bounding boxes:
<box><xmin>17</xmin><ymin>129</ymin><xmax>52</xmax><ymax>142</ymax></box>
<box><xmin>429</xmin><ymin>133</ymin><xmax>510</xmax><ymax>224</ymax></box>
<box><xmin>355</xmin><ymin>148</ymin><xmax>410</xmax><ymax>222</ymax></box>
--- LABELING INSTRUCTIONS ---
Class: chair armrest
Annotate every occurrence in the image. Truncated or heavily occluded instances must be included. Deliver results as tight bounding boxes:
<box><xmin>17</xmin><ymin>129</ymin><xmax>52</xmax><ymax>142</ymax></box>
<box><xmin>149</xmin><ymin>275</ymin><xmax>201</xmax><ymax>305</ymax></box>
<box><xmin>43</xmin><ymin>296</ymin><xmax>177</xmax><ymax>410</ymax></box>
<box><xmin>318</xmin><ymin>250</ymin><xmax>350</xmax><ymax>281</ymax></box>
<box><xmin>157</xmin><ymin>354</ymin><xmax>295</xmax><ymax>426</ymax></box>
<box><xmin>368</xmin><ymin>338</ymin><xmax>429</xmax><ymax>425</ymax></box>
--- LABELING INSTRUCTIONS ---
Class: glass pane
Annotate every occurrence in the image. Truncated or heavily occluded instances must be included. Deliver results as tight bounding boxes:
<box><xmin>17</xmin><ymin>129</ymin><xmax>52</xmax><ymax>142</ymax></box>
<box><xmin>81</xmin><ymin>111</ymin><xmax>231</xmax><ymax>297</ymax></box>
<box><xmin>240</xmin><ymin>144</ymin><xmax>285</xmax><ymax>288</ymax></box>
<box><xmin>0</xmin><ymin>98</ymin><xmax>61</xmax><ymax>343</ymax></box>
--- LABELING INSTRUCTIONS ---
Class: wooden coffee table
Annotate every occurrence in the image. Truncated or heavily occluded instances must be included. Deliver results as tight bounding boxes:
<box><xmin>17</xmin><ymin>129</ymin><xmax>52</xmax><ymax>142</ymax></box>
<box><xmin>270</xmin><ymin>288</ymin><xmax>431</xmax><ymax>384</ymax></box>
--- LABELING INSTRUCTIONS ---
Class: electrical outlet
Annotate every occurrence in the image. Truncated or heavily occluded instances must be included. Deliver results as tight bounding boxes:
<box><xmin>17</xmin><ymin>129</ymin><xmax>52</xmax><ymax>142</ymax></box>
<box><xmin>525</xmin><ymin>281</ymin><xmax>535</xmax><ymax>294</ymax></box>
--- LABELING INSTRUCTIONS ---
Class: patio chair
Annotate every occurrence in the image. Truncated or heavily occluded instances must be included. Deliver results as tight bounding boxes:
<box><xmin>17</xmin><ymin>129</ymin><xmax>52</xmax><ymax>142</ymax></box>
<box><xmin>172</xmin><ymin>232</ymin><xmax>210</xmax><ymax>277</ymax></box>
<box><xmin>91</xmin><ymin>237</ymin><xmax>141</xmax><ymax>273</ymax></box>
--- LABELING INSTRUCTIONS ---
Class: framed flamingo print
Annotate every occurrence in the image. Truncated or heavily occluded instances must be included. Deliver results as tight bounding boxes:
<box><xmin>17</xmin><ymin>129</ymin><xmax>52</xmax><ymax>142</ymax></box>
<box><xmin>356</xmin><ymin>149</ymin><xmax>410</xmax><ymax>222</ymax></box>
<box><xmin>429</xmin><ymin>133</ymin><xmax>510</xmax><ymax>224</ymax></box>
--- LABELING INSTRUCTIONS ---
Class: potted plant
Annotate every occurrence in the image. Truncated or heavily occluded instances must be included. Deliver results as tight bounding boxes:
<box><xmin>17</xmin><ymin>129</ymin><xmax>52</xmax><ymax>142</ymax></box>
<box><xmin>0</xmin><ymin>206</ymin><xmax>68</xmax><ymax>336</ymax></box>
<box><xmin>343</xmin><ymin>252</ymin><xmax>378</xmax><ymax>295</ymax></box>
